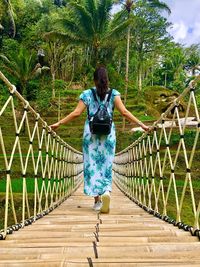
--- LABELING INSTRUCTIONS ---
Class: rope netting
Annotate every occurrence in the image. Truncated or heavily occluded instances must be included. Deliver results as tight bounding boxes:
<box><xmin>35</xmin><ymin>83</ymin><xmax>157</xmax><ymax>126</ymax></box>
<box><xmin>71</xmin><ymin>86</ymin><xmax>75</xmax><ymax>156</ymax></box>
<box><xmin>0</xmin><ymin>71</ymin><xmax>83</xmax><ymax>239</ymax></box>
<box><xmin>113</xmin><ymin>78</ymin><xmax>200</xmax><ymax>238</ymax></box>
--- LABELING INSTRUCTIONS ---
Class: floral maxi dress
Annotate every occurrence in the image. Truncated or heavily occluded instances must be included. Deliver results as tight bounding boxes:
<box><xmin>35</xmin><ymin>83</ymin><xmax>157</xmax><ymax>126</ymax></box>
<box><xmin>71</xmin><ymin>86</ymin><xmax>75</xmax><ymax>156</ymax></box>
<box><xmin>79</xmin><ymin>88</ymin><xmax>120</xmax><ymax>197</ymax></box>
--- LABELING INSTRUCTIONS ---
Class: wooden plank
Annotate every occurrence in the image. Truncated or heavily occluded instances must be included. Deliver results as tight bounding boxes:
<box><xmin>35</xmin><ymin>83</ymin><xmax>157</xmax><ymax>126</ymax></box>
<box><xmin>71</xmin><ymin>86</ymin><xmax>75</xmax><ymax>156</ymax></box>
<box><xmin>0</xmin><ymin>182</ymin><xmax>199</xmax><ymax>266</ymax></box>
<box><xmin>15</xmin><ymin>224</ymin><xmax>169</xmax><ymax>231</ymax></box>
<box><xmin>3</xmin><ymin>235</ymin><xmax>198</xmax><ymax>244</ymax></box>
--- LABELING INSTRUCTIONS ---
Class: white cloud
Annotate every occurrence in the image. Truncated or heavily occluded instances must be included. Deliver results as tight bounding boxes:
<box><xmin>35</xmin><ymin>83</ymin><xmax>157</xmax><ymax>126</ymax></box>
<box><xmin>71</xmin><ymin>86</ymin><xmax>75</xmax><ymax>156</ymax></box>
<box><xmin>163</xmin><ymin>0</ymin><xmax>200</xmax><ymax>46</ymax></box>
<box><xmin>192</xmin><ymin>22</ymin><xmax>200</xmax><ymax>44</ymax></box>
<box><xmin>170</xmin><ymin>21</ymin><xmax>188</xmax><ymax>43</ymax></box>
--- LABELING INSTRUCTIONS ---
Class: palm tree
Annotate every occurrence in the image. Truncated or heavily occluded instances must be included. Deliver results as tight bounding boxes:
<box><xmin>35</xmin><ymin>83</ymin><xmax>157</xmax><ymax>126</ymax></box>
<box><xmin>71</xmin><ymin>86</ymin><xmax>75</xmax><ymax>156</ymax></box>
<box><xmin>0</xmin><ymin>47</ymin><xmax>49</xmax><ymax>95</ymax></box>
<box><xmin>57</xmin><ymin>0</ymin><xmax>128</xmax><ymax>67</ymax></box>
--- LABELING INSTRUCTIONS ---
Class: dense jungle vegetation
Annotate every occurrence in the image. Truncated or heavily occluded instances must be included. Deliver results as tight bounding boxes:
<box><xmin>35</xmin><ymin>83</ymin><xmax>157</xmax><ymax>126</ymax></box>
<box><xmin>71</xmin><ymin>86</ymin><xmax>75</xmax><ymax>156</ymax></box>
<box><xmin>0</xmin><ymin>0</ymin><xmax>200</xmax><ymax>127</ymax></box>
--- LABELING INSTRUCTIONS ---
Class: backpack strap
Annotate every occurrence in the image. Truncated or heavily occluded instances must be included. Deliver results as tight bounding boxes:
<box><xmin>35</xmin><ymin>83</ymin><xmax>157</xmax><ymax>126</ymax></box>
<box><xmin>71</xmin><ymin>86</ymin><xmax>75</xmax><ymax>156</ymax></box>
<box><xmin>105</xmin><ymin>89</ymin><xmax>113</xmax><ymax>107</ymax></box>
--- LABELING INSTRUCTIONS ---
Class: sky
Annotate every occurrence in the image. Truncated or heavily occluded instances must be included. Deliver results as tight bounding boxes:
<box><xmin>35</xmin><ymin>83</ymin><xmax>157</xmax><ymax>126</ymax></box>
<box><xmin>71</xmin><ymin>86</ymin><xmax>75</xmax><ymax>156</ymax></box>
<box><xmin>163</xmin><ymin>0</ymin><xmax>200</xmax><ymax>46</ymax></box>
<box><xmin>112</xmin><ymin>0</ymin><xmax>200</xmax><ymax>47</ymax></box>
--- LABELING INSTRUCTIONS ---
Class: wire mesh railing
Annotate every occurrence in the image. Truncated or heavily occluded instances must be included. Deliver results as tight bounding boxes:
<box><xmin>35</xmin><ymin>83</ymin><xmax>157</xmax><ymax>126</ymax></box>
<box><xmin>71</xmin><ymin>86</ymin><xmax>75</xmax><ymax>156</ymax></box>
<box><xmin>0</xmin><ymin>71</ymin><xmax>83</xmax><ymax>239</ymax></box>
<box><xmin>113</xmin><ymin>78</ymin><xmax>200</xmax><ymax>238</ymax></box>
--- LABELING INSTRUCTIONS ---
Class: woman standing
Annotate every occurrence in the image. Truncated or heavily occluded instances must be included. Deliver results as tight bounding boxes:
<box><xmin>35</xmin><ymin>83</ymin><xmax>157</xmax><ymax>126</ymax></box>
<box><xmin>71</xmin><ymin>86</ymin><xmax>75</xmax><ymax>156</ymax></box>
<box><xmin>50</xmin><ymin>67</ymin><xmax>149</xmax><ymax>213</ymax></box>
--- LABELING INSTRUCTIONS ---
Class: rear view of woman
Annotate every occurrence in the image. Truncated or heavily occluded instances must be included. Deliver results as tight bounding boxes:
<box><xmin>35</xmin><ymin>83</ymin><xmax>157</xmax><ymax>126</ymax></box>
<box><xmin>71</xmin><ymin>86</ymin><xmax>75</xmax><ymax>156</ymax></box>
<box><xmin>50</xmin><ymin>67</ymin><xmax>149</xmax><ymax>213</ymax></box>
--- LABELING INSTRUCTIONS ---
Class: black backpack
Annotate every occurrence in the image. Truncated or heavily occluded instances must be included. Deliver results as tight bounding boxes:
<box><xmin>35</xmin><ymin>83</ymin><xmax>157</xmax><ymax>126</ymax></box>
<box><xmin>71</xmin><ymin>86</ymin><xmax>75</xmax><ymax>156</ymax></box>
<box><xmin>87</xmin><ymin>88</ymin><xmax>113</xmax><ymax>135</ymax></box>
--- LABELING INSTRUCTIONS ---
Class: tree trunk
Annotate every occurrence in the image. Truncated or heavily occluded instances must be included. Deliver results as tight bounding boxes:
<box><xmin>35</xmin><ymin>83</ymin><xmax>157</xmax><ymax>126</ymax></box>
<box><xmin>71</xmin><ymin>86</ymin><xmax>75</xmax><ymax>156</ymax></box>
<box><xmin>117</xmin><ymin>57</ymin><xmax>121</xmax><ymax>74</ymax></box>
<box><xmin>68</xmin><ymin>54</ymin><xmax>75</xmax><ymax>88</ymax></box>
<box><xmin>58</xmin><ymin>91</ymin><xmax>61</xmax><ymax>121</ymax></box>
<box><xmin>93</xmin><ymin>45</ymin><xmax>99</xmax><ymax>67</ymax></box>
<box><xmin>122</xmin><ymin>25</ymin><xmax>130</xmax><ymax>132</ymax></box>
<box><xmin>138</xmin><ymin>64</ymin><xmax>142</xmax><ymax>92</ymax></box>
<box><xmin>52</xmin><ymin>72</ymin><xmax>55</xmax><ymax>98</ymax></box>
<box><xmin>151</xmin><ymin>67</ymin><xmax>154</xmax><ymax>86</ymax></box>
<box><xmin>164</xmin><ymin>73</ymin><xmax>167</xmax><ymax>87</ymax></box>
<box><xmin>86</xmin><ymin>46</ymin><xmax>90</xmax><ymax>66</ymax></box>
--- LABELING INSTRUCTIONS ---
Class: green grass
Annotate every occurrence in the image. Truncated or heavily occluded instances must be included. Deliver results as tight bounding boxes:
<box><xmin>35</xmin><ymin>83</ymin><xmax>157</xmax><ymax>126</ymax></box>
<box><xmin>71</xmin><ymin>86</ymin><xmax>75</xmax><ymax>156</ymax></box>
<box><xmin>126</xmin><ymin>177</ymin><xmax>200</xmax><ymax>226</ymax></box>
<box><xmin>0</xmin><ymin>177</ymin><xmax>56</xmax><ymax>193</ymax></box>
<box><xmin>0</xmin><ymin>177</ymin><xmax>74</xmax><ymax>229</ymax></box>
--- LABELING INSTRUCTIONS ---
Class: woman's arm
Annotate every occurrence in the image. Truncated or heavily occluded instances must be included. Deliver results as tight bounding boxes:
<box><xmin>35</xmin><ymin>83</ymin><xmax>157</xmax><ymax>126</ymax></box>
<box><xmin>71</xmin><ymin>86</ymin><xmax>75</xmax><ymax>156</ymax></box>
<box><xmin>114</xmin><ymin>96</ymin><xmax>149</xmax><ymax>131</ymax></box>
<box><xmin>50</xmin><ymin>100</ymin><xmax>86</xmax><ymax>130</ymax></box>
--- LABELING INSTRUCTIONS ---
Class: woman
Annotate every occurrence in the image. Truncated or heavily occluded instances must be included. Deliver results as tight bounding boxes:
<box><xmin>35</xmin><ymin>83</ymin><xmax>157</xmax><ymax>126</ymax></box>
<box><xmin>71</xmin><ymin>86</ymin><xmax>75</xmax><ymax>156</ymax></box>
<box><xmin>50</xmin><ymin>67</ymin><xmax>149</xmax><ymax>213</ymax></box>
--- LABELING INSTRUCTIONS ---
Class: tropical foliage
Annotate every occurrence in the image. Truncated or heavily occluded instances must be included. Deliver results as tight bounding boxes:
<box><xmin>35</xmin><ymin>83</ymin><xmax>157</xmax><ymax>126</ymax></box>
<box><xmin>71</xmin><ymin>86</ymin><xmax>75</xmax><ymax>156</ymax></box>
<box><xmin>0</xmin><ymin>0</ymin><xmax>199</xmax><ymax>107</ymax></box>
<box><xmin>0</xmin><ymin>46</ymin><xmax>49</xmax><ymax>98</ymax></box>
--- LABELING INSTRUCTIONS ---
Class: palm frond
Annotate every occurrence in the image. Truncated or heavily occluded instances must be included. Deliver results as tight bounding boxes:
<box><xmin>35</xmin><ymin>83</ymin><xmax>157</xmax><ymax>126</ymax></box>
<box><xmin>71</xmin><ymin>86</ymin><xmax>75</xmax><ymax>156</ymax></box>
<box><xmin>60</xmin><ymin>12</ymin><xmax>94</xmax><ymax>39</ymax></box>
<box><xmin>97</xmin><ymin>0</ymin><xmax>113</xmax><ymax>33</ymax></box>
<box><xmin>45</xmin><ymin>29</ymin><xmax>91</xmax><ymax>46</ymax></box>
<box><xmin>70</xmin><ymin>2</ymin><xmax>94</xmax><ymax>35</ymax></box>
<box><xmin>43</xmin><ymin>31</ymin><xmax>70</xmax><ymax>43</ymax></box>
<box><xmin>104</xmin><ymin>18</ymin><xmax>131</xmax><ymax>42</ymax></box>
<box><xmin>147</xmin><ymin>0</ymin><xmax>171</xmax><ymax>15</ymax></box>
<box><xmin>0</xmin><ymin>54</ymin><xmax>11</xmax><ymax>64</ymax></box>
<box><xmin>110</xmin><ymin>9</ymin><xmax>128</xmax><ymax>27</ymax></box>
<box><xmin>0</xmin><ymin>54</ymin><xmax>20</xmax><ymax>78</ymax></box>
<box><xmin>85</xmin><ymin>0</ymin><xmax>98</xmax><ymax>29</ymax></box>
<box><xmin>59</xmin><ymin>18</ymin><xmax>89</xmax><ymax>39</ymax></box>
<box><xmin>57</xmin><ymin>17</ymin><xmax>79</xmax><ymax>34</ymax></box>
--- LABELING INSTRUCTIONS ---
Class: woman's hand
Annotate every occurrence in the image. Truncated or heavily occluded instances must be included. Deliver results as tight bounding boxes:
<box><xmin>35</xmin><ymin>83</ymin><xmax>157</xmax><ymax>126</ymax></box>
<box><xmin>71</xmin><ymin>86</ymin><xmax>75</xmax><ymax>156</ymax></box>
<box><xmin>141</xmin><ymin>123</ymin><xmax>150</xmax><ymax>132</ymax></box>
<box><xmin>50</xmin><ymin>122</ymin><xmax>60</xmax><ymax>131</ymax></box>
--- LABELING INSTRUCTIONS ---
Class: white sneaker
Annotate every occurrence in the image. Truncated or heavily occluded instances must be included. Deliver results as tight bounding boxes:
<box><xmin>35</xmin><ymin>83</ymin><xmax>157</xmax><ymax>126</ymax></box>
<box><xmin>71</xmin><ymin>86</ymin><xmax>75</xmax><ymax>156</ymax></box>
<box><xmin>101</xmin><ymin>191</ymin><xmax>110</xmax><ymax>213</ymax></box>
<box><xmin>93</xmin><ymin>201</ymin><xmax>102</xmax><ymax>211</ymax></box>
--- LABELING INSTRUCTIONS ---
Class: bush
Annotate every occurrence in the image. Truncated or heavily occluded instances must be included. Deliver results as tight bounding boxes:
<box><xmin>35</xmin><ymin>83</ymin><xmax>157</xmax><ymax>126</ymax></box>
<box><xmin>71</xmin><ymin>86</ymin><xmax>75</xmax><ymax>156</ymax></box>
<box><xmin>0</xmin><ymin>83</ymin><xmax>10</xmax><ymax>104</ymax></box>
<box><xmin>36</xmin><ymin>86</ymin><xmax>52</xmax><ymax>111</ymax></box>
<box><xmin>1</xmin><ymin>38</ymin><xmax>20</xmax><ymax>54</ymax></box>
<box><xmin>26</xmin><ymin>80</ymin><xmax>40</xmax><ymax>101</ymax></box>
<box><xmin>54</xmin><ymin>79</ymin><xmax>68</xmax><ymax>97</ymax></box>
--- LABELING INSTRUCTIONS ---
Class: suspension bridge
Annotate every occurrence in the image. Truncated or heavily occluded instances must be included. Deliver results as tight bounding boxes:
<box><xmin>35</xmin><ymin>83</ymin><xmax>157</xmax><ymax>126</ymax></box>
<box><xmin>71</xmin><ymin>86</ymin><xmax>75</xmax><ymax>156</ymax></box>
<box><xmin>0</xmin><ymin>71</ymin><xmax>199</xmax><ymax>266</ymax></box>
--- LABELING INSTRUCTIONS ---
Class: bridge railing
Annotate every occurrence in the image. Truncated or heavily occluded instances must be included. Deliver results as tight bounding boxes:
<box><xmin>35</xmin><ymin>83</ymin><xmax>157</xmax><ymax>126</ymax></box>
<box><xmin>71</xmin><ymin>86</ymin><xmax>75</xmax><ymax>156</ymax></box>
<box><xmin>114</xmin><ymin>78</ymin><xmax>200</xmax><ymax>237</ymax></box>
<box><xmin>0</xmin><ymin>71</ymin><xmax>83</xmax><ymax>239</ymax></box>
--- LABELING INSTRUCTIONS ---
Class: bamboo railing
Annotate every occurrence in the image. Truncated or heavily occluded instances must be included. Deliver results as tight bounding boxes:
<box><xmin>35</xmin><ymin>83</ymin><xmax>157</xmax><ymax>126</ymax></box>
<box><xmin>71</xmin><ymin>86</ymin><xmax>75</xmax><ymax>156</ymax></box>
<box><xmin>113</xmin><ymin>78</ymin><xmax>200</xmax><ymax>238</ymax></box>
<box><xmin>0</xmin><ymin>71</ymin><xmax>83</xmax><ymax>239</ymax></box>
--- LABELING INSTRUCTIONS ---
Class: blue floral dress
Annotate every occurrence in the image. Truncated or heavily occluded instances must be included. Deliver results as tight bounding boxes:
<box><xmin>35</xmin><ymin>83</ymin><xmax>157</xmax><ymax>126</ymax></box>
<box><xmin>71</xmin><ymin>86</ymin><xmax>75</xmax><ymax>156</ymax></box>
<box><xmin>79</xmin><ymin>88</ymin><xmax>120</xmax><ymax>197</ymax></box>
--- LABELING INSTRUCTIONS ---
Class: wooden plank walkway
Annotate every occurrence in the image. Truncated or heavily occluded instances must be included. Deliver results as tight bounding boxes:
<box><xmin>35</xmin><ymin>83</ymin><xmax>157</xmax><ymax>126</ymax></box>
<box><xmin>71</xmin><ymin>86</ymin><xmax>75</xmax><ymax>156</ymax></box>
<box><xmin>0</xmin><ymin>182</ymin><xmax>200</xmax><ymax>267</ymax></box>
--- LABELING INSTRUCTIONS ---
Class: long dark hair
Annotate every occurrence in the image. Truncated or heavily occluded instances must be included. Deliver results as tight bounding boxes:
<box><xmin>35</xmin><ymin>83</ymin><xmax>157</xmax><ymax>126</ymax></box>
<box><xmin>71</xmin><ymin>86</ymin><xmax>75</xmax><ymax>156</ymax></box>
<box><xmin>93</xmin><ymin>67</ymin><xmax>109</xmax><ymax>101</ymax></box>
